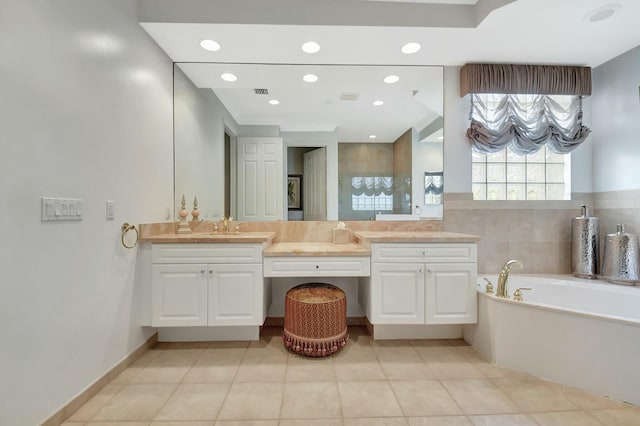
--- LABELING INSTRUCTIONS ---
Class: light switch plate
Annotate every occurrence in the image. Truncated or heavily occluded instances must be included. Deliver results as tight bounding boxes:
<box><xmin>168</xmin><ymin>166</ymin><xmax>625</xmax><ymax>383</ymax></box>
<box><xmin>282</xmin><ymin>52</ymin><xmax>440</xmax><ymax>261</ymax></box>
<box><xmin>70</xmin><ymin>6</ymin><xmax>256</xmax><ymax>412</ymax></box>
<box><xmin>41</xmin><ymin>197</ymin><xmax>83</xmax><ymax>221</ymax></box>
<box><xmin>106</xmin><ymin>200</ymin><xmax>115</xmax><ymax>220</ymax></box>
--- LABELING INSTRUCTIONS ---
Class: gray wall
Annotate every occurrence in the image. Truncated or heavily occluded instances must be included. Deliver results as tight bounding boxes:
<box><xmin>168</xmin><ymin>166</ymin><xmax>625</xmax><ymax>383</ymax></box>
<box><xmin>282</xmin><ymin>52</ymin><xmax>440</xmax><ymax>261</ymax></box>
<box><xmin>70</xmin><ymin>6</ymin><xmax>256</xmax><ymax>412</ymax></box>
<box><xmin>592</xmin><ymin>45</ymin><xmax>640</xmax><ymax>192</ymax></box>
<box><xmin>0</xmin><ymin>1</ymin><xmax>174</xmax><ymax>424</ymax></box>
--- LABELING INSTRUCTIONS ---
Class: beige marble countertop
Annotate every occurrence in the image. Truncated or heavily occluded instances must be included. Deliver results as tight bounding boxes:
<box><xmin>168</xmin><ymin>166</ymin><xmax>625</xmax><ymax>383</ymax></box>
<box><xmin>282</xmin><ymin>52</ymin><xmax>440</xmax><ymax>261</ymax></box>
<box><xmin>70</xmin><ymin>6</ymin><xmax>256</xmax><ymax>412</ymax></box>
<box><xmin>355</xmin><ymin>231</ymin><xmax>481</xmax><ymax>243</ymax></box>
<box><xmin>140</xmin><ymin>232</ymin><xmax>276</xmax><ymax>244</ymax></box>
<box><xmin>263</xmin><ymin>242</ymin><xmax>370</xmax><ymax>257</ymax></box>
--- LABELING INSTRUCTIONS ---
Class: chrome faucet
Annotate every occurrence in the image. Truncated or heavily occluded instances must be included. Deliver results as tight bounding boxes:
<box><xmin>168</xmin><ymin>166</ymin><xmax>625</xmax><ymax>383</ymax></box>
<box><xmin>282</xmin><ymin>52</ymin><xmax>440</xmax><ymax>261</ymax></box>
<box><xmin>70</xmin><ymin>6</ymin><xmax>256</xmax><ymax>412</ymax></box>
<box><xmin>222</xmin><ymin>216</ymin><xmax>229</xmax><ymax>234</ymax></box>
<box><xmin>496</xmin><ymin>259</ymin><xmax>523</xmax><ymax>298</ymax></box>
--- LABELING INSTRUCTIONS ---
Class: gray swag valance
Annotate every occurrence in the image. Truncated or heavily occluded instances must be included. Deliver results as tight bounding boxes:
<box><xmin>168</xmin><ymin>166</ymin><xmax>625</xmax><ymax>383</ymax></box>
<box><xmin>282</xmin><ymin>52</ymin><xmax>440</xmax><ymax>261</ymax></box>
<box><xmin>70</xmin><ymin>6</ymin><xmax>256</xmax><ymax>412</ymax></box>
<box><xmin>466</xmin><ymin>94</ymin><xmax>591</xmax><ymax>155</ymax></box>
<box><xmin>461</xmin><ymin>63</ymin><xmax>592</xmax><ymax>154</ymax></box>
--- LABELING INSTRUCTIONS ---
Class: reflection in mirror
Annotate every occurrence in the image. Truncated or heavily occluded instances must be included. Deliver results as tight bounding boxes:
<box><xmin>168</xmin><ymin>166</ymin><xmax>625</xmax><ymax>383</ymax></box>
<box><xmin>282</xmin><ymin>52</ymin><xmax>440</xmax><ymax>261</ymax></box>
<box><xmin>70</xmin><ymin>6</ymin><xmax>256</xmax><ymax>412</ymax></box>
<box><xmin>173</xmin><ymin>63</ymin><xmax>444</xmax><ymax>221</ymax></box>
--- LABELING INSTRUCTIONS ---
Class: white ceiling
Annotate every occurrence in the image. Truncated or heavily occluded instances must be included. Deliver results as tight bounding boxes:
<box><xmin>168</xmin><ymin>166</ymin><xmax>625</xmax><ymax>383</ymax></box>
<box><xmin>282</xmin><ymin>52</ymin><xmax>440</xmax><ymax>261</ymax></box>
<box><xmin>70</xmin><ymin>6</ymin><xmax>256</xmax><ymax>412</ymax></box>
<box><xmin>140</xmin><ymin>0</ymin><xmax>640</xmax><ymax>140</ymax></box>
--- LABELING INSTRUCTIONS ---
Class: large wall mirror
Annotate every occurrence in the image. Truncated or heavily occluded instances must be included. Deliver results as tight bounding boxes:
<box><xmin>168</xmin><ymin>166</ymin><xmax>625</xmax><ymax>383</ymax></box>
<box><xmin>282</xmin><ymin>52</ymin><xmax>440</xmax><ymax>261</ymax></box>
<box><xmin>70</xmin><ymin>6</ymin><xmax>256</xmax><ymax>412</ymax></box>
<box><xmin>174</xmin><ymin>63</ymin><xmax>444</xmax><ymax>221</ymax></box>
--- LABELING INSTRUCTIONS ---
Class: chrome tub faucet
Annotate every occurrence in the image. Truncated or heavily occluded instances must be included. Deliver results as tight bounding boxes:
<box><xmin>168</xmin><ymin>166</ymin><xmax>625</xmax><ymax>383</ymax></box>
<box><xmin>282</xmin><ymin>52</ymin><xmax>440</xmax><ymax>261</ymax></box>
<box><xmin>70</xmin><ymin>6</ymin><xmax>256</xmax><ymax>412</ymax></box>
<box><xmin>496</xmin><ymin>259</ymin><xmax>523</xmax><ymax>298</ymax></box>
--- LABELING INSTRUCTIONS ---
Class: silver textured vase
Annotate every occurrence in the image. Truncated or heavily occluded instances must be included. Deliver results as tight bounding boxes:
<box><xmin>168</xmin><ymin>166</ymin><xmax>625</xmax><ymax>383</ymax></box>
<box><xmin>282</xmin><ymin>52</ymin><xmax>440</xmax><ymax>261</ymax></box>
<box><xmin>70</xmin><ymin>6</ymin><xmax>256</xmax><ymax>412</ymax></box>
<box><xmin>601</xmin><ymin>224</ymin><xmax>640</xmax><ymax>285</ymax></box>
<box><xmin>571</xmin><ymin>205</ymin><xmax>599</xmax><ymax>279</ymax></box>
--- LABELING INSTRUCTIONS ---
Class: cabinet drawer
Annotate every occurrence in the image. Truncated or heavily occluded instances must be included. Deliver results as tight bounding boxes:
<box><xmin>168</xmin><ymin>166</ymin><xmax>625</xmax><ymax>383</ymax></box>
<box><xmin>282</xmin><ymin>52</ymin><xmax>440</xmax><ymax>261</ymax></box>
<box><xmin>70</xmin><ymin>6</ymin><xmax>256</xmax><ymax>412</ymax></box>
<box><xmin>152</xmin><ymin>243</ymin><xmax>263</xmax><ymax>264</ymax></box>
<box><xmin>371</xmin><ymin>243</ymin><xmax>477</xmax><ymax>263</ymax></box>
<box><xmin>264</xmin><ymin>256</ymin><xmax>370</xmax><ymax>277</ymax></box>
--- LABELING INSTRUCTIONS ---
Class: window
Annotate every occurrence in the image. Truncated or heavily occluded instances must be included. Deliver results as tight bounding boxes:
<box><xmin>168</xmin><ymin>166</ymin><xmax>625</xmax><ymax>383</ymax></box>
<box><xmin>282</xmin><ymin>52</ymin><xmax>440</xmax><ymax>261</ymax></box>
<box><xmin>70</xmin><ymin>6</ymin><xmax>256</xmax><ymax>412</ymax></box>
<box><xmin>469</xmin><ymin>93</ymin><xmax>578</xmax><ymax>201</ymax></box>
<box><xmin>351</xmin><ymin>176</ymin><xmax>394</xmax><ymax>211</ymax></box>
<box><xmin>472</xmin><ymin>146</ymin><xmax>570</xmax><ymax>200</ymax></box>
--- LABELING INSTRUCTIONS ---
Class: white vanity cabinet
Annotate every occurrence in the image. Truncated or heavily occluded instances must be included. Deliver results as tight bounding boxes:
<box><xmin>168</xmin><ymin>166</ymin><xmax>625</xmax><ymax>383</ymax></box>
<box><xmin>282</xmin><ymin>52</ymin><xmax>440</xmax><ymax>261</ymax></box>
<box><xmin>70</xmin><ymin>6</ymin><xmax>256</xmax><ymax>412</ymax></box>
<box><xmin>369</xmin><ymin>243</ymin><xmax>477</xmax><ymax>325</ymax></box>
<box><xmin>151</xmin><ymin>243</ymin><xmax>265</xmax><ymax>327</ymax></box>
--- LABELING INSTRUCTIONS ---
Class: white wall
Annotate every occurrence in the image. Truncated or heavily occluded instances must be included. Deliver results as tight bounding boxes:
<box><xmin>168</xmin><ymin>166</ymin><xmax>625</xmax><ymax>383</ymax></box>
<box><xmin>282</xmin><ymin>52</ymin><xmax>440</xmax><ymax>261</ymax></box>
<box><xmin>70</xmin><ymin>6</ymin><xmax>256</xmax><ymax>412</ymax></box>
<box><xmin>174</xmin><ymin>68</ymin><xmax>239</xmax><ymax>220</ymax></box>
<box><xmin>592</xmin><ymin>45</ymin><xmax>640</xmax><ymax>192</ymax></box>
<box><xmin>0</xmin><ymin>1</ymin><xmax>174</xmax><ymax>424</ymax></box>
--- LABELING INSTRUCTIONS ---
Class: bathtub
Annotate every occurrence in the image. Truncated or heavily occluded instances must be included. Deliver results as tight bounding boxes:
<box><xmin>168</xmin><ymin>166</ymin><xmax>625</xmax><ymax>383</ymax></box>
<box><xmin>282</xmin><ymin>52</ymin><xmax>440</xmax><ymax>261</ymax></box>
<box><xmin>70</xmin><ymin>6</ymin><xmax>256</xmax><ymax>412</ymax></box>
<box><xmin>463</xmin><ymin>275</ymin><xmax>640</xmax><ymax>406</ymax></box>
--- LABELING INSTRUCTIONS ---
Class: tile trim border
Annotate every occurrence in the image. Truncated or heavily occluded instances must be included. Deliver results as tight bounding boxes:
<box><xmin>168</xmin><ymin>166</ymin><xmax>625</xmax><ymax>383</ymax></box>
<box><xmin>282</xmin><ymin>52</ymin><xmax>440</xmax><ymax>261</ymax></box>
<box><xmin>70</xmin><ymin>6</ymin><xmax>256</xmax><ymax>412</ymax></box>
<box><xmin>40</xmin><ymin>332</ymin><xmax>158</xmax><ymax>426</ymax></box>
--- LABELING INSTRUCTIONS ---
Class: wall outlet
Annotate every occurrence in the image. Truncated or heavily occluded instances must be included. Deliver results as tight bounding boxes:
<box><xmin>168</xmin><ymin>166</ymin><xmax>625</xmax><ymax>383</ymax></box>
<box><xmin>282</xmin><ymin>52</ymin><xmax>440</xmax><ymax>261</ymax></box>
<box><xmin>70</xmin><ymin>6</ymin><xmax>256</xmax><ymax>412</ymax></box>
<box><xmin>106</xmin><ymin>200</ymin><xmax>115</xmax><ymax>220</ymax></box>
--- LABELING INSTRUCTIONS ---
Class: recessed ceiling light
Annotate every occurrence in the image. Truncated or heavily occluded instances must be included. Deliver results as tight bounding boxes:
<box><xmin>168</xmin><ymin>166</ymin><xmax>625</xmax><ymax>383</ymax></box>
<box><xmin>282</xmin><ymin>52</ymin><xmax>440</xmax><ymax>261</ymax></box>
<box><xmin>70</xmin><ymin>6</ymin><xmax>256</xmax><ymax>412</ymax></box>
<box><xmin>585</xmin><ymin>3</ymin><xmax>621</xmax><ymax>22</ymax></box>
<box><xmin>384</xmin><ymin>75</ymin><xmax>400</xmax><ymax>84</ymax></box>
<box><xmin>301</xmin><ymin>41</ymin><xmax>320</xmax><ymax>54</ymax></box>
<box><xmin>220</xmin><ymin>73</ymin><xmax>237</xmax><ymax>82</ymax></box>
<box><xmin>303</xmin><ymin>74</ymin><xmax>319</xmax><ymax>83</ymax></box>
<box><xmin>200</xmin><ymin>39</ymin><xmax>221</xmax><ymax>51</ymax></box>
<box><xmin>369</xmin><ymin>135</ymin><xmax>377</xmax><ymax>139</ymax></box>
<box><xmin>401</xmin><ymin>42</ymin><xmax>421</xmax><ymax>54</ymax></box>
<box><xmin>269</xmin><ymin>99</ymin><xmax>280</xmax><ymax>105</ymax></box>
<box><xmin>373</xmin><ymin>100</ymin><xmax>384</xmax><ymax>106</ymax></box>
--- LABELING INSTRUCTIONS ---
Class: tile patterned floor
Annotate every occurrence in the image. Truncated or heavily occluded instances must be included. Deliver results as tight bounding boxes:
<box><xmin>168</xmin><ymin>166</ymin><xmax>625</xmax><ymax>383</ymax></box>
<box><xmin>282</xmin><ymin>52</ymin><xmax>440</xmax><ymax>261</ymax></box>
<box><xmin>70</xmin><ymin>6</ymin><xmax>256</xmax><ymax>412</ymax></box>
<box><xmin>62</xmin><ymin>327</ymin><xmax>640</xmax><ymax>426</ymax></box>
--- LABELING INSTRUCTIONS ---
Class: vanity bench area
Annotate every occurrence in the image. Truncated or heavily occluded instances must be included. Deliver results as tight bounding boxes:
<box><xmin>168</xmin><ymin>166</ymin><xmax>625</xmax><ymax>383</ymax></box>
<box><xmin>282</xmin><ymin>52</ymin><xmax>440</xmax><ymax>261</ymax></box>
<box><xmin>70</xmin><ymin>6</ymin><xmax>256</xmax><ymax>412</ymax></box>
<box><xmin>138</xmin><ymin>227</ymin><xmax>480</xmax><ymax>342</ymax></box>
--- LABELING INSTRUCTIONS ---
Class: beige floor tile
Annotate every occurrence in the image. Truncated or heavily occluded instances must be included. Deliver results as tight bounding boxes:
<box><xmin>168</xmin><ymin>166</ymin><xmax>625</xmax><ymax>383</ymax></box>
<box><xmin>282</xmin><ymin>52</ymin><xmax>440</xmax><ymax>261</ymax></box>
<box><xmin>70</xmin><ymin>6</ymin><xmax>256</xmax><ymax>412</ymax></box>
<box><xmin>334</xmin><ymin>335</ymin><xmax>375</xmax><ymax>357</ymax></box>
<box><xmin>338</xmin><ymin>381</ymin><xmax>404</xmax><ymax>418</ymax></box>
<box><xmin>452</xmin><ymin>347</ymin><xmax>514</xmax><ymax>378</ymax></box>
<box><xmin>207</xmin><ymin>341</ymin><xmax>250</xmax><ymax>349</ymax></box>
<box><xmin>153</xmin><ymin>383</ymin><xmax>229</xmax><ymax>421</ymax></box>
<box><xmin>490</xmin><ymin>376</ymin><xmax>577</xmax><ymax>412</ymax></box>
<box><xmin>279</xmin><ymin>419</ymin><xmax>342</xmax><ymax>426</ymax></box>
<box><xmin>379</xmin><ymin>358</ymin><xmax>435</xmax><ymax>380</ymax></box>
<box><xmin>441</xmin><ymin>379</ymin><xmax>519</xmax><ymax>415</ymax></box>
<box><xmin>91</xmin><ymin>384</ymin><xmax>176</xmax><ymax>421</ymax></box>
<box><xmin>418</xmin><ymin>347</ymin><xmax>483</xmax><ymax>379</ymax></box>
<box><xmin>234</xmin><ymin>358</ymin><xmax>287</xmax><ymax>382</ymax></box>
<box><xmin>410</xmin><ymin>339</ymin><xmax>452</xmax><ymax>348</ymax></box>
<box><xmin>589</xmin><ymin>408</ymin><xmax>640</xmax><ymax>426</ymax></box>
<box><xmin>155</xmin><ymin>341</ymin><xmax>210</xmax><ymax>349</ymax></box>
<box><xmin>214</xmin><ymin>421</ymin><xmax>278</xmax><ymax>426</ymax></box>
<box><xmin>285</xmin><ymin>356</ymin><xmax>336</xmax><ymax>382</ymax></box>
<box><xmin>280</xmin><ymin>382</ymin><xmax>341</xmax><ymax>419</ymax></box>
<box><xmin>334</xmin><ymin>356</ymin><xmax>386</xmax><ymax>381</ymax></box>
<box><xmin>468</xmin><ymin>414</ymin><xmax>537</xmax><ymax>425</ymax></box>
<box><xmin>132</xmin><ymin>349</ymin><xmax>202</xmax><ymax>384</ymax></box>
<box><xmin>344</xmin><ymin>418</ymin><xmax>408</xmax><ymax>426</ymax></box>
<box><xmin>217</xmin><ymin>382</ymin><xmax>283</xmax><ymax>420</ymax></box>
<box><xmin>529</xmin><ymin>411</ymin><xmax>603</xmax><ymax>426</ymax></box>
<box><xmin>151</xmin><ymin>422</ymin><xmax>214</xmax><ymax>426</ymax></box>
<box><xmin>390</xmin><ymin>380</ymin><xmax>463</xmax><ymax>416</ymax></box>
<box><xmin>83</xmin><ymin>422</ymin><xmax>149</xmax><ymax>426</ymax></box>
<box><xmin>562</xmin><ymin>386</ymin><xmax>629</xmax><ymax>410</ymax></box>
<box><xmin>408</xmin><ymin>417</ymin><xmax>472</xmax><ymax>426</ymax></box>
<box><xmin>61</xmin><ymin>422</ymin><xmax>86</xmax><ymax>426</ymax></box>
<box><xmin>110</xmin><ymin>350</ymin><xmax>162</xmax><ymax>384</ymax></box>
<box><xmin>68</xmin><ymin>384</ymin><xmax>123</xmax><ymax>421</ymax></box>
<box><xmin>182</xmin><ymin>348</ymin><xmax>245</xmax><ymax>383</ymax></box>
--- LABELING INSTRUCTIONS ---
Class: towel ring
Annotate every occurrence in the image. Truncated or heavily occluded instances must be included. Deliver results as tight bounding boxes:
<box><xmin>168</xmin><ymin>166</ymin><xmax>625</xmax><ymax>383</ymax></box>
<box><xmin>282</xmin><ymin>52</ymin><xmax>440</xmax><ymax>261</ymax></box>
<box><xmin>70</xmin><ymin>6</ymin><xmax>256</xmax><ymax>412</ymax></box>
<box><xmin>121</xmin><ymin>223</ymin><xmax>139</xmax><ymax>249</ymax></box>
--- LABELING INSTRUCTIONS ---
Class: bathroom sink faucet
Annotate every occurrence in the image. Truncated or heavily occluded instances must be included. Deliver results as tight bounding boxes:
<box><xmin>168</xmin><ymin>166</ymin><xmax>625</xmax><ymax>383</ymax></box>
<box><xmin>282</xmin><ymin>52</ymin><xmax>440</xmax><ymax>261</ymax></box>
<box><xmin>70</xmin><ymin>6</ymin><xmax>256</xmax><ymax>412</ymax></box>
<box><xmin>496</xmin><ymin>259</ymin><xmax>523</xmax><ymax>298</ymax></box>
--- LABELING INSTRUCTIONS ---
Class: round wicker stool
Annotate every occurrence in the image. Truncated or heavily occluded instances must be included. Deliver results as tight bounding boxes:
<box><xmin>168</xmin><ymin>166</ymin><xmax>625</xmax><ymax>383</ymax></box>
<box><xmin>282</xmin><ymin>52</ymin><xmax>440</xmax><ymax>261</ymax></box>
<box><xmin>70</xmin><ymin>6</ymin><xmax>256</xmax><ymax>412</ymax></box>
<box><xmin>283</xmin><ymin>283</ymin><xmax>349</xmax><ymax>357</ymax></box>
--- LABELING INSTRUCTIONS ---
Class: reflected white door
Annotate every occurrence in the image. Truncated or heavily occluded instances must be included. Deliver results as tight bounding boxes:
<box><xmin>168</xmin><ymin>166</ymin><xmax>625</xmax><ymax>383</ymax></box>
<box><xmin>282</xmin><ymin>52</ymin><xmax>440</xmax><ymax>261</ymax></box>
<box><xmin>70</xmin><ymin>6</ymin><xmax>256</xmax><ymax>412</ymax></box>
<box><xmin>237</xmin><ymin>137</ymin><xmax>283</xmax><ymax>221</ymax></box>
<box><xmin>303</xmin><ymin>147</ymin><xmax>326</xmax><ymax>221</ymax></box>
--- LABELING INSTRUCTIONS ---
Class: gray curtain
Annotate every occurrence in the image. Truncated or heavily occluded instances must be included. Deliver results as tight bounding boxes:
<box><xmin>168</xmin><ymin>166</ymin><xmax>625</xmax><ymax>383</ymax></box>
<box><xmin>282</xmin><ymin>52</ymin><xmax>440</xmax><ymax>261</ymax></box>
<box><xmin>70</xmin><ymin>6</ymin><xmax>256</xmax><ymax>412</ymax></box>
<box><xmin>351</xmin><ymin>176</ymin><xmax>394</xmax><ymax>196</ymax></box>
<box><xmin>466</xmin><ymin>94</ymin><xmax>591</xmax><ymax>154</ymax></box>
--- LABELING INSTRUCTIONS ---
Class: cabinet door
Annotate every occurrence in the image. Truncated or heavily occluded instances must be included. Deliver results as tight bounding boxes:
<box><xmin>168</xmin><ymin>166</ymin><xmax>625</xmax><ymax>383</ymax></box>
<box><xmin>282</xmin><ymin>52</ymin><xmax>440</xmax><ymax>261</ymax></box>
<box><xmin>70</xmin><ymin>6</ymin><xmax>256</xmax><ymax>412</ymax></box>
<box><xmin>370</xmin><ymin>263</ymin><xmax>424</xmax><ymax>324</ymax></box>
<box><xmin>208</xmin><ymin>263</ymin><xmax>263</xmax><ymax>326</ymax></box>
<box><xmin>425</xmin><ymin>263</ymin><xmax>477</xmax><ymax>324</ymax></box>
<box><xmin>152</xmin><ymin>264</ymin><xmax>207</xmax><ymax>327</ymax></box>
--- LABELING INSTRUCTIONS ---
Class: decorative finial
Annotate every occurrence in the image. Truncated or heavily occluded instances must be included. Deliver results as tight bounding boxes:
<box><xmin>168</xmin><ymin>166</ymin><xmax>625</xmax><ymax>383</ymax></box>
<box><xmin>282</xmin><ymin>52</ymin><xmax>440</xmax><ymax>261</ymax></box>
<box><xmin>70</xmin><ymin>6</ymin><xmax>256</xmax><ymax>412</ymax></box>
<box><xmin>177</xmin><ymin>194</ymin><xmax>192</xmax><ymax>234</ymax></box>
<box><xmin>191</xmin><ymin>196</ymin><xmax>200</xmax><ymax>222</ymax></box>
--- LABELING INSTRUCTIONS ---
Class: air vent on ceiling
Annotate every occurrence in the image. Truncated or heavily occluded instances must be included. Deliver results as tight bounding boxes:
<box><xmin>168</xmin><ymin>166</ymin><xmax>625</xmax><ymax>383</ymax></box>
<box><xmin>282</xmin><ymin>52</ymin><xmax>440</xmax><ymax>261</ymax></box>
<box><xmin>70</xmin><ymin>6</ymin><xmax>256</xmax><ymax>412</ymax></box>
<box><xmin>254</xmin><ymin>88</ymin><xmax>269</xmax><ymax>95</ymax></box>
<box><xmin>340</xmin><ymin>93</ymin><xmax>359</xmax><ymax>101</ymax></box>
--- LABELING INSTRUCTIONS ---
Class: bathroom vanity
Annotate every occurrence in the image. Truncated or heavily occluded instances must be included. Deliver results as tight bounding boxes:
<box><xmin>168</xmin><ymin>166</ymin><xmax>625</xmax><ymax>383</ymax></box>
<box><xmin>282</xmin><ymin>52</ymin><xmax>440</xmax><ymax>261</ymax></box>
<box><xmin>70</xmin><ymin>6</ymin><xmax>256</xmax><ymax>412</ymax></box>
<box><xmin>139</xmin><ymin>229</ymin><xmax>479</xmax><ymax>340</ymax></box>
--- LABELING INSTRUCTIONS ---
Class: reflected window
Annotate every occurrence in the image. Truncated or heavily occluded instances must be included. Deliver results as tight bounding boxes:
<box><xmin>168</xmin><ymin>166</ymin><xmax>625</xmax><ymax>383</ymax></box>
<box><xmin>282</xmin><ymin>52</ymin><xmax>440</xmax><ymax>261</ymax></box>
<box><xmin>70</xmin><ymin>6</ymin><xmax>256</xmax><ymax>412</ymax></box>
<box><xmin>351</xmin><ymin>176</ymin><xmax>394</xmax><ymax>211</ymax></box>
<box><xmin>424</xmin><ymin>172</ymin><xmax>443</xmax><ymax>204</ymax></box>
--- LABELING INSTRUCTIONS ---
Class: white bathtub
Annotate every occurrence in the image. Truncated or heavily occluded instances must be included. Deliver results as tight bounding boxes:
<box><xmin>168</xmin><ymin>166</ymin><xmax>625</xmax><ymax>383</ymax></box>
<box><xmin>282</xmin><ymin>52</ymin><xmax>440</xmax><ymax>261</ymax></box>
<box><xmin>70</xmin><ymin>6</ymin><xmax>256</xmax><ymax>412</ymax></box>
<box><xmin>464</xmin><ymin>274</ymin><xmax>640</xmax><ymax>406</ymax></box>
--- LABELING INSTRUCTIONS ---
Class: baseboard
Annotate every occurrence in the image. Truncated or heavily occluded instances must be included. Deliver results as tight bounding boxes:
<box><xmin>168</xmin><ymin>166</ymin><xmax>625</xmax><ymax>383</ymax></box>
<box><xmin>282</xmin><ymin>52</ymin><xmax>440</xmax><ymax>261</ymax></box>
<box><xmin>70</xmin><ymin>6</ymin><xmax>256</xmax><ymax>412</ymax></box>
<box><xmin>41</xmin><ymin>332</ymin><xmax>158</xmax><ymax>426</ymax></box>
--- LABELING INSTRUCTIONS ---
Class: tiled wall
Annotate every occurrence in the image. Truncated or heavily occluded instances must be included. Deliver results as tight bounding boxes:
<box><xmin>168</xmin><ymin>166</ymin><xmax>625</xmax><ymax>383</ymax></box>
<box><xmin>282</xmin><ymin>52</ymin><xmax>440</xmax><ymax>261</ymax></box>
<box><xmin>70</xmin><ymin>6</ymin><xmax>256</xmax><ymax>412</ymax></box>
<box><xmin>443</xmin><ymin>193</ymin><xmax>592</xmax><ymax>274</ymax></box>
<box><xmin>444</xmin><ymin>191</ymin><xmax>640</xmax><ymax>274</ymax></box>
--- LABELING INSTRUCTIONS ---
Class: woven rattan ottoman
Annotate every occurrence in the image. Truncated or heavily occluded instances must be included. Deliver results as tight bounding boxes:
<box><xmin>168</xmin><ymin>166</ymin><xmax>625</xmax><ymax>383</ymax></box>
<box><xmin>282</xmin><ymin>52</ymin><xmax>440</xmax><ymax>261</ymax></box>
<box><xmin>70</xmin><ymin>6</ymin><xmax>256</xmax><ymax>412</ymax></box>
<box><xmin>283</xmin><ymin>283</ymin><xmax>349</xmax><ymax>357</ymax></box>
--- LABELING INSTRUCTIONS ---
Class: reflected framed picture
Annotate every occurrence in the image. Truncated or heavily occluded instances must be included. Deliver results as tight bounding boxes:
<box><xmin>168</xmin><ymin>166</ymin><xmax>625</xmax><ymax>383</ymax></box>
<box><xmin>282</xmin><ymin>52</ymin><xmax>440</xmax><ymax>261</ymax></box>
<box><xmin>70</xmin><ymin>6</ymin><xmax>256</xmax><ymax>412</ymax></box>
<box><xmin>287</xmin><ymin>174</ymin><xmax>303</xmax><ymax>210</ymax></box>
